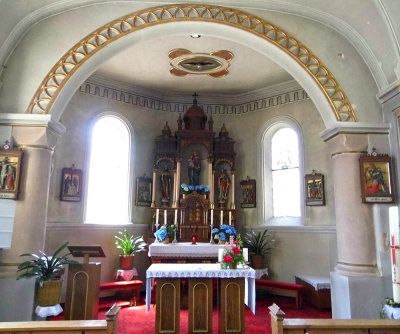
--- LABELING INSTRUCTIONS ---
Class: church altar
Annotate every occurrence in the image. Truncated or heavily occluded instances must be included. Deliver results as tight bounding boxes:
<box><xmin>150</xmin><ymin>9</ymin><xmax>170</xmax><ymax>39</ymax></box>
<box><xmin>146</xmin><ymin>263</ymin><xmax>255</xmax><ymax>334</ymax></box>
<box><xmin>148</xmin><ymin>242</ymin><xmax>226</xmax><ymax>259</ymax></box>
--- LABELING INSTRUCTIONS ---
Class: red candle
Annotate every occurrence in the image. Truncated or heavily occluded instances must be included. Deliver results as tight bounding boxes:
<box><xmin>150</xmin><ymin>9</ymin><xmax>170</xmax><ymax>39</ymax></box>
<box><xmin>191</xmin><ymin>234</ymin><xmax>197</xmax><ymax>244</ymax></box>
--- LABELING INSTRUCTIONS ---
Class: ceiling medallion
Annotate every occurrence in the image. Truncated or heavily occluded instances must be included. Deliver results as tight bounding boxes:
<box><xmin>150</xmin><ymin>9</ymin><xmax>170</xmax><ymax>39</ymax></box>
<box><xmin>168</xmin><ymin>49</ymin><xmax>234</xmax><ymax>78</ymax></box>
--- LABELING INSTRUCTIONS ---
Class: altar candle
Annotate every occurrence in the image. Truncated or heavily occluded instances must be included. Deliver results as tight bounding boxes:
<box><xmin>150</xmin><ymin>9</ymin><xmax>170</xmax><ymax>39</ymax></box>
<box><xmin>164</xmin><ymin>210</ymin><xmax>167</xmax><ymax>225</ymax></box>
<box><xmin>156</xmin><ymin>209</ymin><xmax>159</xmax><ymax>226</ymax></box>
<box><xmin>243</xmin><ymin>248</ymin><xmax>248</xmax><ymax>262</ymax></box>
<box><xmin>220</xmin><ymin>210</ymin><xmax>223</xmax><ymax>225</ymax></box>
<box><xmin>218</xmin><ymin>248</ymin><xmax>224</xmax><ymax>262</ymax></box>
<box><xmin>229</xmin><ymin>211</ymin><xmax>232</xmax><ymax>225</ymax></box>
<box><xmin>389</xmin><ymin>206</ymin><xmax>400</xmax><ymax>302</ymax></box>
<box><xmin>210</xmin><ymin>209</ymin><xmax>214</xmax><ymax>226</ymax></box>
<box><xmin>174</xmin><ymin>209</ymin><xmax>177</xmax><ymax>225</ymax></box>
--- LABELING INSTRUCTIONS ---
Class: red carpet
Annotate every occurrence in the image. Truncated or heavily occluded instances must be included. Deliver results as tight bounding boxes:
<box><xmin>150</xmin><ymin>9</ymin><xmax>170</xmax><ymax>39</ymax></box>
<box><xmin>91</xmin><ymin>292</ymin><xmax>331</xmax><ymax>333</ymax></box>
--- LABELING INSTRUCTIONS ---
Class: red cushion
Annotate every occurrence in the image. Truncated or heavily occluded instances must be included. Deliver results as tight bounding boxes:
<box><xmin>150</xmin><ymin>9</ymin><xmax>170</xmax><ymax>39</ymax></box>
<box><xmin>100</xmin><ymin>280</ymin><xmax>143</xmax><ymax>291</ymax></box>
<box><xmin>255</xmin><ymin>279</ymin><xmax>304</xmax><ymax>291</ymax></box>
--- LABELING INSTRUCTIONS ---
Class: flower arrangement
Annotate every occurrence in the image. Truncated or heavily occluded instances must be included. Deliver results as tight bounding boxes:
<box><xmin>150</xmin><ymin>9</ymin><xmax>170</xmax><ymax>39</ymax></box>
<box><xmin>154</xmin><ymin>224</ymin><xmax>176</xmax><ymax>242</ymax></box>
<box><xmin>221</xmin><ymin>234</ymin><xmax>245</xmax><ymax>269</ymax></box>
<box><xmin>180</xmin><ymin>183</ymin><xmax>210</xmax><ymax>195</ymax></box>
<box><xmin>381</xmin><ymin>298</ymin><xmax>400</xmax><ymax>318</ymax></box>
<box><xmin>212</xmin><ymin>224</ymin><xmax>237</xmax><ymax>242</ymax></box>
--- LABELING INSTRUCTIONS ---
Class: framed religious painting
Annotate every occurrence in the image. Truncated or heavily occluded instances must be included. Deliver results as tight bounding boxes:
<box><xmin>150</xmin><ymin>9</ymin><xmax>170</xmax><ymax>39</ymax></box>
<box><xmin>240</xmin><ymin>177</ymin><xmax>256</xmax><ymax>208</ymax></box>
<box><xmin>136</xmin><ymin>174</ymin><xmax>152</xmax><ymax>206</ymax></box>
<box><xmin>60</xmin><ymin>166</ymin><xmax>83</xmax><ymax>202</ymax></box>
<box><xmin>0</xmin><ymin>150</ymin><xmax>23</xmax><ymax>199</ymax></box>
<box><xmin>305</xmin><ymin>171</ymin><xmax>325</xmax><ymax>206</ymax></box>
<box><xmin>359</xmin><ymin>153</ymin><xmax>394</xmax><ymax>204</ymax></box>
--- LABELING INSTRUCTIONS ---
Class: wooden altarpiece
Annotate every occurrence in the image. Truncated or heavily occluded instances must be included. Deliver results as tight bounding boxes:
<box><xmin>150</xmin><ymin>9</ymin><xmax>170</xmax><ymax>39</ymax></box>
<box><xmin>150</xmin><ymin>95</ymin><xmax>237</xmax><ymax>243</ymax></box>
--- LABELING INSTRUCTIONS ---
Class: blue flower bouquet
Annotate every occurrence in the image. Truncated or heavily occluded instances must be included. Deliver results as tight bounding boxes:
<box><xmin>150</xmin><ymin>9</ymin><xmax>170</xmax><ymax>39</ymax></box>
<box><xmin>212</xmin><ymin>224</ymin><xmax>237</xmax><ymax>242</ymax></box>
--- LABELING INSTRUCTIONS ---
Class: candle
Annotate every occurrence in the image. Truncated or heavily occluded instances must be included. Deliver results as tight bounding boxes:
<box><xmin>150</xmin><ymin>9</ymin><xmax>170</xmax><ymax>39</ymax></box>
<box><xmin>218</xmin><ymin>248</ymin><xmax>224</xmax><ymax>262</ymax></box>
<box><xmin>174</xmin><ymin>209</ymin><xmax>177</xmax><ymax>225</ymax></box>
<box><xmin>389</xmin><ymin>206</ymin><xmax>400</xmax><ymax>302</ymax></box>
<box><xmin>243</xmin><ymin>248</ymin><xmax>248</xmax><ymax>262</ymax></box>
<box><xmin>210</xmin><ymin>209</ymin><xmax>214</xmax><ymax>225</ymax></box>
<box><xmin>164</xmin><ymin>210</ymin><xmax>167</xmax><ymax>225</ymax></box>
<box><xmin>229</xmin><ymin>211</ymin><xmax>232</xmax><ymax>225</ymax></box>
<box><xmin>220</xmin><ymin>210</ymin><xmax>223</xmax><ymax>225</ymax></box>
<box><xmin>156</xmin><ymin>209</ymin><xmax>159</xmax><ymax>226</ymax></box>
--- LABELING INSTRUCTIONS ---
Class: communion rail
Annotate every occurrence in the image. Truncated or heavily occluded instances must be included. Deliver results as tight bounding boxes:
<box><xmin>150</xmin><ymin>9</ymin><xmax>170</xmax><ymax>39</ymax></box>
<box><xmin>269</xmin><ymin>303</ymin><xmax>400</xmax><ymax>334</ymax></box>
<box><xmin>0</xmin><ymin>304</ymin><xmax>120</xmax><ymax>334</ymax></box>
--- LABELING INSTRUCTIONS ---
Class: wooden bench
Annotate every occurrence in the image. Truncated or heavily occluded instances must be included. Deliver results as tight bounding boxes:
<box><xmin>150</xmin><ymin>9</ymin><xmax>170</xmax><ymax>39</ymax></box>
<box><xmin>269</xmin><ymin>303</ymin><xmax>400</xmax><ymax>334</ymax></box>
<box><xmin>0</xmin><ymin>304</ymin><xmax>120</xmax><ymax>333</ymax></box>
<box><xmin>100</xmin><ymin>280</ymin><xmax>143</xmax><ymax>306</ymax></box>
<box><xmin>256</xmin><ymin>279</ymin><xmax>304</xmax><ymax>309</ymax></box>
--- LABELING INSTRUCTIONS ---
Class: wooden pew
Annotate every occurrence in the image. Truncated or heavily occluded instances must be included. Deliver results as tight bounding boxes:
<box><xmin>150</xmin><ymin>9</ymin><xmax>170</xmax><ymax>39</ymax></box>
<box><xmin>269</xmin><ymin>303</ymin><xmax>400</xmax><ymax>334</ymax></box>
<box><xmin>0</xmin><ymin>304</ymin><xmax>120</xmax><ymax>334</ymax></box>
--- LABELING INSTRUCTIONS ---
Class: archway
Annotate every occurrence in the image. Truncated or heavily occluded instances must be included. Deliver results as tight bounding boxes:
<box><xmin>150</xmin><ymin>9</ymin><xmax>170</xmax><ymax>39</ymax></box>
<box><xmin>26</xmin><ymin>4</ymin><xmax>356</xmax><ymax>126</ymax></box>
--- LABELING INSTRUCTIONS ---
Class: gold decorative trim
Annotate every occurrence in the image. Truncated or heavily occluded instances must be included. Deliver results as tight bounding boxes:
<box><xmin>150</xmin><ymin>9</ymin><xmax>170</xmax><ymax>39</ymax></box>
<box><xmin>26</xmin><ymin>4</ymin><xmax>356</xmax><ymax>121</ymax></box>
<box><xmin>331</xmin><ymin>150</ymin><xmax>367</xmax><ymax>158</ymax></box>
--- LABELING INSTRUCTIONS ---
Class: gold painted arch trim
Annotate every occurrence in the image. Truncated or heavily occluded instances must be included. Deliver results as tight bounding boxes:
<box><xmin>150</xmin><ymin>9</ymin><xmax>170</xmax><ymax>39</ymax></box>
<box><xmin>26</xmin><ymin>4</ymin><xmax>356</xmax><ymax>121</ymax></box>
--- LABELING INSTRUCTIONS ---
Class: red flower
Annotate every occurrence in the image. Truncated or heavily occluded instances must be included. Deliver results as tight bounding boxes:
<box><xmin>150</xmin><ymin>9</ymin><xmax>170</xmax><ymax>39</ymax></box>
<box><xmin>224</xmin><ymin>255</ymin><xmax>233</xmax><ymax>263</ymax></box>
<box><xmin>234</xmin><ymin>241</ymin><xmax>239</xmax><ymax>245</ymax></box>
<box><xmin>232</xmin><ymin>247</ymin><xmax>241</xmax><ymax>255</ymax></box>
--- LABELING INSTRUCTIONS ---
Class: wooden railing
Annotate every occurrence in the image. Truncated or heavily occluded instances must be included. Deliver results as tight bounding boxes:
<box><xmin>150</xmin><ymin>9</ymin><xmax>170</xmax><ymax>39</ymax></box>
<box><xmin>269</xmin><ymin>303</ymin><xmax>400</xmax><ymax>334</ymax></box>
<box><xmin>0</xmin><ymin>304</ymin><xmax>120</xmax><ymax>334</ymax></box>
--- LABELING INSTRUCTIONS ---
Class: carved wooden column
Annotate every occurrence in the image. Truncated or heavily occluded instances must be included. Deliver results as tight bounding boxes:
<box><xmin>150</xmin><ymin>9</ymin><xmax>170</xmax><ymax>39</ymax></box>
<box><xmin>176</xmin><ymin>159</ymin><xmax>181</xmax><ymax>206</ymax></box>
<box><xmin>151</xmin><ymin>169</ymin><xmax>157</xmax><ymax>207</ymax></box>
<box><xmin>208</xmin><ymin>158</ymin><xmax>213</xmax><ymax>207</ymax></box>
<box><xmin>230</xmin><ymin>171</ymin><xmax>235</xmax><ymax>209</ymax></box>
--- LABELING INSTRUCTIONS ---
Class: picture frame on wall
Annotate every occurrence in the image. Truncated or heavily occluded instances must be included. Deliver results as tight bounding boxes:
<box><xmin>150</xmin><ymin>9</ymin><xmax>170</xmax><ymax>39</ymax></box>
<box><xmin>136</xmin><ymin>173</ymin><xmax>152</xmax><ymax>207</ymax></box>
<box><xmin>60</xmin><ymin>166</ymin><xmax>83</xmax><ymax>202</ymax></box>
<box><xmin>0</xmin><ymin>150</ymin><xmax>23</xmax><ymax>200</ymax></box>
<box><xmin>240</xmin><ymin>177</ymin><xmax>256</xmax><ymax>208</ymax></box>
<box><xmin>359</xmin><ymin>153</ymin><xmax>394</xmax><ymax>204</ymax></box>
<box><xmin>305</xmin><ymin>171</ymin><xmax>325</xmax><ymax>206</ymax></box>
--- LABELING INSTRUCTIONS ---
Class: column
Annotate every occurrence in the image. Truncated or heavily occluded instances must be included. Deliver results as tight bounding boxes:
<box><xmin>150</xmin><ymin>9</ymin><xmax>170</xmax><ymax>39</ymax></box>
<box><xmin>172</xmin><ymin>169</ymin><xmax>177</xmax><ymax>208</ymax></box>
<box><xmin>176</xmin><ymin>159</ymin><xmax>181</xmax><ymax>206</ymax></box>
<box><xmin>230</xmin><ymin>170</ymin><xmax>235</xmax><ymax>210</ymax></box>
<box><xmin>0</xmin><ymin>117</ymin><xmax>64</xmax><ymax>321</ymax></box>
<box><xmin>151</xmin><ymin>169</ymin><xmax>157</xmax><ymax>208</ymax></box>
<box><xmin>328</xmin><ymin>133</ymin><xmax>378</xmax><ymax>277</ymax></box>
<box><xmin>208</xmin><ymin>158</ymin><xmax>213</xmax><ymax>207</ymax></box>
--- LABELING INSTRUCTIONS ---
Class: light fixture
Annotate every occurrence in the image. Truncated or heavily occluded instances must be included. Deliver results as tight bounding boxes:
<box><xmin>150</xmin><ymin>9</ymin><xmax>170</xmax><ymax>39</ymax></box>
<box><xmin>190</xmin><ymin>34</ymin><xmax>201</xmax><ymax>38</ymax></box>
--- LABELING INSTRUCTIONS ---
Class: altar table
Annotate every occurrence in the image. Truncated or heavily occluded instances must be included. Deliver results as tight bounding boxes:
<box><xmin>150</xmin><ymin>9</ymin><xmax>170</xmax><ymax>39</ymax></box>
<box><xmin>146</xmin><ymin>263</ymin><xmax>255</xmax><ymax>334</ymax></box>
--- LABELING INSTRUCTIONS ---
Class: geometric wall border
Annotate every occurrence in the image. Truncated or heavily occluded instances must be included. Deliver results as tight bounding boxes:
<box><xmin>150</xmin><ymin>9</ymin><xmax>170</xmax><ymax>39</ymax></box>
<box><xmin>26</xmin><ymin>4</ymin><xmax>357</xmax><ymax>121</ymax></box>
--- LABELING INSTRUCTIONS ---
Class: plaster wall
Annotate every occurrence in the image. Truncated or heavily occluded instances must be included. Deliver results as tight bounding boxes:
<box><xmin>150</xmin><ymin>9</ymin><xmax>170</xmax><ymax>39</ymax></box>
<box><xmin>0</xmin><ymin>2</ymin><xmax>382</xmax><ymax>126</ymax></box>
<box><xmin>47</xmin><ymin>88</ymin><xmax>336</xmax><ymax>284</ymax></box>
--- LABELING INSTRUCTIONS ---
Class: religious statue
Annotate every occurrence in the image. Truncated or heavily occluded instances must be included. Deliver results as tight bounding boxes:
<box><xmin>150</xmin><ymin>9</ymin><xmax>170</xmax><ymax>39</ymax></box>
<box><xmin>0</xmin><ymin>157</ymin><xmax>17</xmax><ymax>190</ymax></box>
<box><xmin>160</xmin><ymin>166</ymin><xmax>172</xmax><ymax>206</ymax></box>
<box><xmin>188</xmin><ymin>151</ymin><xmax>201</xmax><ymax>186</ymax></box>
<box><xmin>218</xmin><ymin>169</ymin><xmax>230</xmax><ymax>206</ymax></box>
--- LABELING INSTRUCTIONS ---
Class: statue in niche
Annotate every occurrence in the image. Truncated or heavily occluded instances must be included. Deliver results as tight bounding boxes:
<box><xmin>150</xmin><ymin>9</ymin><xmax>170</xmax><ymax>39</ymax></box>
<box><xmin>218</xmin><ymin>169</ymin><xmax>230</xmax><ymax>207</ymax></box>
<box><xmin>188</xmin><ymin>151</ymin><xmax>201</xmax><ymax>186</ymax></box>
<box><xmin>160</xmin><ymin>166</ymin><xmax>172</xmax><ymax>206</ymax></box>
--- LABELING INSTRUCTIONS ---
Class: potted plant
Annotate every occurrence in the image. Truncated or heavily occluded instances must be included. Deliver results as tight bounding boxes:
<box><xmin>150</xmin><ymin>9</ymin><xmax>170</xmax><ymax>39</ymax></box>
<box><xmin>16</xmin><ymin>242</ymin><xmax>79</xmax><ymax>306</ymax></box>
<box><xmin>212</xmin><ymin>224</ymin><xmax>237</xmax><ymax>244</ymax></box>
<box><xmin>115</xmin><ymin>230</ymin><xmax>147</xmax><ymax>270</ymax></box>
<box><xmin>154</xmin><ymin>225</ymin><xmax>176</xmax><ymax>243</ymax></box>
<box><xmin>243</xmin><ymin>229</ymin><xmax>274</xmax><ymax>269</ymax></box>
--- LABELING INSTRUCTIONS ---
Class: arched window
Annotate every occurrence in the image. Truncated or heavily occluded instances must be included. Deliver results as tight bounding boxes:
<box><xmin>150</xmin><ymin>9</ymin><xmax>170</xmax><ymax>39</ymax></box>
<box><xmin>271</xmin><ymin>128</ymin><xmax>300</xmax><ymax>217</ymax></box>
<box><xmin>85</xmin><ymin>115</ymin><xmax>132</xmax><ymax>224</ymax></box>
<box><xmin>259</xmin><ymin>117</ymin><xmax>304</xmax><ymax>225</ymax></box>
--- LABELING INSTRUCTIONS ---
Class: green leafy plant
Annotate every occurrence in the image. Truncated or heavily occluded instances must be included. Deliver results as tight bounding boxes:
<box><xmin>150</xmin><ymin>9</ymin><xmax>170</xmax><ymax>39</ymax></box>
<box><xmin>243</xmin><ymin>229</ymin><xmax>274</xmax><ymax>255</ymax></box>
<box><xmin>16</xmin><ymin>242</ymin><xmax>79</xmax><ymax>287</ymax></box>
<box><xmin>115</xmin><ymin>230</ymin><xmax>147</xmax><ymax>256</ymax></box>
<box><xmin>167</xmin><ymin>225</ymin><xmax>176</xmax><ymax>239</ymax></box>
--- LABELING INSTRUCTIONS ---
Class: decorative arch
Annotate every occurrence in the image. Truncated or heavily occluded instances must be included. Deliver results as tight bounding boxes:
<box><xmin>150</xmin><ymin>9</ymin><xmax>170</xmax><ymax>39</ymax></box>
<box><xmin>26</xmin><ymin>4</ymin><xmax>356</xmax><ymax>122</ymax></box>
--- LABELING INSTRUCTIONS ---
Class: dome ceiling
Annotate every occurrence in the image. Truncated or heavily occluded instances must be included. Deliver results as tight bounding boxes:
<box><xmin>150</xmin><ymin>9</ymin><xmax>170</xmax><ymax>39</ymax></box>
<box><xmin>94</xmin><ymin>34</ymin><xmax>293</xmax><ymax>96</ymax></box>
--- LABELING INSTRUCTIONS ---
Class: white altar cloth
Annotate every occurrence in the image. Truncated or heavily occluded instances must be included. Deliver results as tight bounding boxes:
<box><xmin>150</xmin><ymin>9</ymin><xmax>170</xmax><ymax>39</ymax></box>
<box><xmin>295</xmin><ymin>274</ymin><xmax>331</xmax><ymax>290</ymax></box>
<box><xmin>148</xmin><ymin>242</ymin><xmax>226</xmax><ymax>258</ymax></box>
<box><xmin>146</xmin><ymin>263</ymin><xmax>256</xmax><ymax>314</ymax></box>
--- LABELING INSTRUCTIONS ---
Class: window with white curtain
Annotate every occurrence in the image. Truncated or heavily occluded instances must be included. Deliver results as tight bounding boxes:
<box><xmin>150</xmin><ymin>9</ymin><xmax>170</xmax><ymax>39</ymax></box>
<box><xmin>271</xmin><ymin>128</ymin><xmax>301</xmax><ymax>217</ymax></box>
<box><xmin>85</xmin><ymin>115</ymin><xmax>132</xmax><ymax>224</ymax></box>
